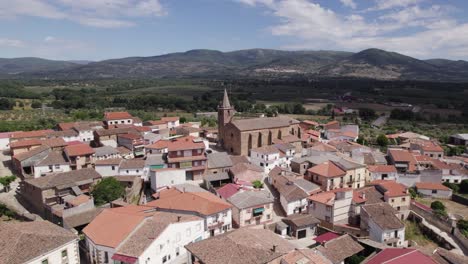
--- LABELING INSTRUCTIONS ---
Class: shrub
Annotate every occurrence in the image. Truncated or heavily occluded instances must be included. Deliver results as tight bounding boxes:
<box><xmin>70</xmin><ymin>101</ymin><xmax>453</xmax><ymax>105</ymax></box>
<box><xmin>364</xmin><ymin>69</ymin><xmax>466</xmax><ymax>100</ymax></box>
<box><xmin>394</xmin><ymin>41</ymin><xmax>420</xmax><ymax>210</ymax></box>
<box><xmin>460</xmin><ymin>180</ymin><xmax>468</xmax><ymax>194</ymax></box>
<box><xmin>433</xmin><ymin>209</ymin><xmax>448</xmax><ymax>218</ymax></box>
<box><xmin>457</xmin><ymin>219</ymin><xmax>468</xmax><ymax>237</ymax></box>
<box><xmin>0</xmin><ymin>175</ymin><xmax>16</xmax><ymax>192</ymax></box>
<box><xmin>443</xmin><ymin>182</ymin><xmax>460</xmax><ymax>193</ymax></box>
<box><xmin>430</xmin><ymin>201</ymin><xmax>445</xmax><ymax>211</ymax></box>
<box><xmin>408</xmin><ymin>188</ymin><xmax>417</xmax><ymax>199</ymax></box>
<box><xmin>91</xmin><ymin>177</ymin><xmax>125</xmax><ymax>206</ymax></box>
<box><xmin>252</xmin><ymin>180</ymin><xmax>264</xmax><ymax>189</ymax></box>
<box><xmin>376</xmin><ymin>134</ymin><xmax>389</xmax><ymax>147</ymax></box>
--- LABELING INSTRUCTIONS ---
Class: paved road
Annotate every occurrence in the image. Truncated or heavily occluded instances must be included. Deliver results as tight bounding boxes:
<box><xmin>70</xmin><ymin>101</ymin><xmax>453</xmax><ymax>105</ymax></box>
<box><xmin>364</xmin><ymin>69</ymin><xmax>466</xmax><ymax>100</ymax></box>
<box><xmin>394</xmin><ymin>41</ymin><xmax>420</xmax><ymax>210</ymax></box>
<box><xmin>0</xmin><ymin>179</ymin><xmax>41</xmax><ymax>220</ymax></box>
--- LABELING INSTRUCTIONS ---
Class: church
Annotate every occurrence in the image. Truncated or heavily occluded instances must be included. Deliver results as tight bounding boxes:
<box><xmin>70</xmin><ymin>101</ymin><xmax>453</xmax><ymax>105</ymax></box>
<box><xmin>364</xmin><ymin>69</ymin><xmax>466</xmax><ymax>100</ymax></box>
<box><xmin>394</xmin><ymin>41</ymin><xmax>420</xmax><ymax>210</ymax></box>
<box><xmin>218</xmin><ymin>89</ymin><xmax>302</xmax><ymax>156</ymax></box>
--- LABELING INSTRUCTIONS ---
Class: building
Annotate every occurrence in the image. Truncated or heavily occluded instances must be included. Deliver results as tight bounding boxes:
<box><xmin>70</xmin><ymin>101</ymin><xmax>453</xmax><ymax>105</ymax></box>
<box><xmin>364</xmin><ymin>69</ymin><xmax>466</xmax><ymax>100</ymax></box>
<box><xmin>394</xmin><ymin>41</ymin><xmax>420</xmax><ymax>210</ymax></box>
<box><xmin>230</xmin><ymin>162</ymin><xmax>264</xmax><ymax>187</ymax></box>
<box><xmin>64</xmin><ymin>143</ymin><xmax>95</xmax><ymax>170</ymax></box>
<box><xmin>20</xmin><ymin>168</ymin><xmax>102</xmax><ymax>216</ymax></box>
<box><xmin>12</xmin><ymin>145</ymin><xmax>51</xmax><ymax>178</ymax></box>
<box><xmin>227</xmin><ymin>190</ymin><xmax>275</xmax><ymax>227</ymax></box>
<box><xmin>218</xmin><ymin>89</ymin><xmax>301</xmax><ymax>156</ymax></box>
<box><xmin>281</xmin><ymin>213</ymin><xmax>320</xmax><ymax>239</ymax></box>
<box><xmin>307</xmin><ymin>161</ymin><xmax>347</xmax><ymax>191</ymax></box>
<box><xmin>33</xmin><ymin>151</ymin><xmax>71</xmax><ymax>178</ymax></box>
<box><xmin>250</xmin><ymin>145</ymin><xmax>284</xmax><ymax>173</ymax></box>
<box><xmin>0</xmin><ymin>221</ymin><xmax>79</xmax><ymax>264</ymax></box>
<box><xmin>9</xmin><ymin>138</ymin><xmax>43</xmax><ymax>155</ymax></box>
<box><xmin>94</xmin><ymin>158</ymin><xmax>122</xmax><ymax>177</ymax></box>
<box><xmin>410</xmin><ymin>139</ymin><xmax>444</xmax><ymax>159</ymax></box>
<box><xmin>9</xmin><ymin>129</ymin><xmax>53</xmax><ymax>143</ymax></box>
<box><xmin>368</xmin><ymin>180</ymin><xmax>410</xmax><ymax>216</ymax></box>
<box><xmin>368</xmin><ymin>165</ymin><xmax>398</xmax><ymax>181</ymax></box>
<box><xmin>118</xmin><ymin>159</ymin><xmax>145</xmax><ymax>177</ymax></box>
<box><xmin>360</xmin><ymin>203</ymin><xmax>406</xmax><ymax>247</ymax></box>
<box><xmin>315</xmin><ymin>234</ymin><xmax>364</xmax><ymax>264</ymax></box>
<box><xmin>280</xmin><ymin>249</ymin><xmax>332</xmax><ymax>264</ymax></box>
<box><xmin>83</xmin><ymin>205</ymin><xmax>205</xmax><ymax>264</ymax></box>
<box><xmin>117</xmin><ymin>133</ymin><xmax>145</xmax><ymax>157</ymax></box>
<box><xmin>415</xmin><ymin>182</ymin><xmax>453</xmax><ymax>199</ymax></box>
<box><xmin>365</xmin><ymin>248</ymin><xmax>437</xmax><ymax>264</ymax></box>
<box><xmin>387</xmin><ymin>149</ymin><xmax>417</xmax><ymax>173</ymax></box>
<box><xmin>449</xmin><ymin>133</ymin><xmax>468</xmax><ymax>146</ymax></box>
<box><xmin>103</xmin><ymin>111</ymin><xmax>135</xmax><ymax>127</ymax></box>
<box><xmin>150</xmin><ymin>168</ymin><xmax>187</xmax><ymax>191</ymax></box>
<box><xmin>147</xmin><ymin>187</ymin><xmax>232</xmax><ymax>237</ymax></box>
<box><xmin>206</xmin><ymin>152</ymin><xmax>233</xmax><ymax>174</ymax></box>
<box><xmin>94</xmin><ymin>146</ymin><xmax>120</xmax><ymax>160</ymax></box>
<box><xmin>270</xmin><ymin>167</ymin><xmax>320</xmax><ymax>215</ymax></box>
<box><xmin>165</xmin><ymin>136</ymin><xmax>207</xmax><ymax>181</ymax></box>
<box><xmin>185</xmin><ymin>228</ymin><xmax>295</xmax><ymax>264</ymax></box>
<box><xmin>308</xmin><ymin>188</ymin><xmax>353</xmax><ymax>226</ymax></box>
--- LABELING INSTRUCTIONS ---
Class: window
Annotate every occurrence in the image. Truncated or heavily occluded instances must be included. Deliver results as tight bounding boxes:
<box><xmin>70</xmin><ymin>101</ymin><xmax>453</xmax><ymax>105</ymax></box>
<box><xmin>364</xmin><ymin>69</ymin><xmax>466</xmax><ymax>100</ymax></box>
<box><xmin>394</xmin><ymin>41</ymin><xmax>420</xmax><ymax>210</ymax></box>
<box><xmin>61</xmin><ymin>250</ymin><xmax>68</xmax><ymax>263</ymax></box>
<box><xmin>126</xmin><ymin>170</ymin><xmax>129</xmax><ymax>173</ymax></box>
<box><xmin>326</xmin><ymin>206</ymin><xmax>332</xmax><ymax>212</ymax></box>
<box><xmin>391</xmin><ymin>199</ymin><xmax>395</xmax><ymax>203</ymax></box>
<box><xmin>49</xmin><ymin>165</ymin><xmax>53</xmax><ymax>170</ymax></box>
<box><xmin>41</xmin><ymin>259</ymin><xmax>48</xmax><ymax>264</ymax></box>
<box><xmin>402</xmin><ymin>197</ymin><xmax>406</xmax><ymax>202</ymax></box>
<box><xmin>432</xmin><ymin>189</ymin><xmax>437</xmax><ymax>194</ymax></box>
<box><xmin>325</xmin><ymin>216</ymin><xmax>330</xmax><ymax>222</ymax></box>
<box><xmin>176</xmin><ymin>247</ymin><xmax>180</xmax><ymax>256</ymax></box>
<box><xmin>196</xmin><ymin>223</ymin><xmax>202</xmax><ymax>231</ymax></box>
<box><xmin>267</xmin><ymin>214</ymin><xmax>271</xmax><ymax>220</ymax></box>
<box><xmin>162</xmin><ymin>256</ymin><xmax>167</xmax><ymax>263</ymax></box>
<box><xmin>112</xmin><ymin>166</ymin><xmax>115</xmax><ymax>171</ymax></box>
<box><xmin>136</xmin><ymin>170</ymin><xmax>139</xmax><ymax>173</ymax></box>
<box><xmin>55</xmin><ymin>164</ymin><xmax>60</xmax><ymax>169</ymax></box>
<box><xmin>104</xmin><ymin>252</ymin><xmax>108</xmax><ymax>263</ymax></box>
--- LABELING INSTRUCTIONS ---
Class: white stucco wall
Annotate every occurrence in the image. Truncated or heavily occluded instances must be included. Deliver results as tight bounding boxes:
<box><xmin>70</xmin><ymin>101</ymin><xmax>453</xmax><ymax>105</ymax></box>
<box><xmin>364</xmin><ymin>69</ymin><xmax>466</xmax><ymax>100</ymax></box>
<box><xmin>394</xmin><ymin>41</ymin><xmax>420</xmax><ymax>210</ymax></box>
<box><xmin>28</xmin><ymin>239</ymin><xmax>80</xmax><ymax>264</ymax></box>
<box><xmin>34</xmin><ymin>164</ymin><xmax>71</xmax><ymax>178</ymax></box>
<box><xmin>150</xmin><ymin>169</ymin><xmax>186</xmax><ymax>192</ymax></box>
<box><xmin>96</xmin><ymin>164</ymin><xmax>119</xmax><ymax>177</ymax></box>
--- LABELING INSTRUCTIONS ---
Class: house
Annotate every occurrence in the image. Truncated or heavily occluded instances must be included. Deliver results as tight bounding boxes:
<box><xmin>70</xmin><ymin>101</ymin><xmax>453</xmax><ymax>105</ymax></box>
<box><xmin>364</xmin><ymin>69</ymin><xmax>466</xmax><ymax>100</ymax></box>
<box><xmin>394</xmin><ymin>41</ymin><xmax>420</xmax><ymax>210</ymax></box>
<box><xmin>449</xmin><ymin>133</ymin><xmax>468</xmax><ymax>146</ymax></box>
<box><xmin>147</xmin><ymin>187</ymin><xmax>232</xmax><ymax>237</ymax></box>
<box><xmin>185</xmin><ymin>228</ymin><xmax>295</xmax><ymax>264</ymax></box>
<box><xmin>410</xmin><ymin>139</ymin><xmax>444</xmax><ymax>159</ymax></box>
<box><xmin>281</xmin><ymin>213</ymin><xmax>320</xmax><ymax>239</ymax></box>
<box><xmin>12</xmin><ymin>145</ymin><xmax>51</xmax><ymax>178</ymax></box>
<box><xmin>307</xmin><ymin>161</ymin><xmax>347</xmax><ymax>191</ymax></box>
<box><xmin>117</xmin><ymin>133</ymin><xmax>145</xmax><ymax>157</ymax></box>
<box><xmin>94</xmin><ymin>158</ymin><xmax>122</xmax><ymax>177</ymax></box>
<box><xmin>94</xmin><ymin>146</ymin><xmax>120</xmax><ymax>160</ymax></box>
<box><xmin>145</xmin><ymin>139</ymin><xmax>170</xmax><ymax>154</ymax></box>
<box><xmin>72</xmin><ymin>123</ymin><xmax>95</xmax><ymax>142</ymax></box>
<box><xmin>0</xmin><ymin>221</ymin><xmax>79</xmax><ymax>264</ymax></box>
<box><xmin>83</xmin><ymin>205</ymin><xmax>205</xmax><ymax>264</ymax></box>
<box><xmin>20</xmin><ymin>168</ymin><xmax>102</xmax><ymax>216</ymax></box>
<box><xmin>144</xmin><ymin>132</ymin><xmax>161</xmax><ymax>145</ymax></box>
<box><xmin>64</xmin><ymin>143</ymin><xmax>95</xmax><ymax>170</ymax></box>
<box><xmin>165</xmin><ymin>136</ymin><xmax>207</xmax><ymax>181</ymax></box>
<box><xmin>315</xmin><ymin>234</ymin><xmax>364</xmax><ymax>264</ymax></box>
<box><xmin>118</xmin><ymin>159</ymin><xmax>145</xmax><ymax>177</ymax></box>
<box><xmin>9</xmin><ymin>129</ymin><xmax>53</xmax><ymax>143</ymax></box>
<box><xmin>415</xmin><ymin>182</ymin><xmax>453</xmax><ymax>199</ymax></box>
<box><xmin>250</xmin><ymin>145</ymin><xmax>284</xmax><ymax>173</ymax></box>
<box><xmin>93</xmin><ymin>127</ymin><xmax>139</xmax><ymax>147</ymax></box>
<box><xmin>204</xmin><ymin>172</ymin><xmax>231</xmax><ymax>191</ymax></box>
<box><xmin>365</xmin><ymin>248</ymin><xmax>437</xmax><ymax>264</ymax></box>
<box><xmin>368</xmin><ymin>180</ymin><xmax>410</xmax><ymax>216</ymax></box>
<box><xmin>368</xmin><ymin>165</ymin><xmax>398</xmax><ymax>181</ymax></box>
<box><xmin>150</xmin><ymin>168</ymin><xmax>187</xmax><ymax>191</ymax></box>
<box><xmin>0</xmin><ymin>131</ymin><xmax>14</xmax><ymax>150</ymax></box>
<box><xmin>280</xmin><ymin>248</ymin><xmax>332</xmax><ymax>264</ymax></box>
<box><xmin>48</xmin><ymin>129</ymin><xmax>80</xmax><ymax>142</ymax></box>
<box><xmin>206</xmin><ymin>152</ymin><xmax>233</xmax><ymax>174</ymax></box>
<box><xmin>360</xmin><ymin>203</ymin><xmax>406</xmax><ymax>247</ymax></box>
<box><xmin>313</xmin><ymin>232</ymin><xmax>341</xmax><ymax>246</ymax></box>
<box><xmin>103</xmin><ymin>111</ymin><xmax>135</xmax><ymax>127</ymax></box>
<box><xmin>387</xmin><ymin>149</ymin><xmax>417</xmax><ymax>173</ymax></box>
<box><xmin>230</xmin><ymin>162</ymin><xmax>264</xmax><ymax>187</ymax></box>
<box><xmin>227</xmin><ymin>189</ymin><xmax>275</xmax><ymax>227</ymax></box>
<box><xmin>308</xmin><ymin>188</ymin><xmax>353</xmax><ymax>226</ymax></box>
<box><xmin>33</xmin><ymin>151</ymin><xmax>71</xmax><ymax>178</ymax></box>
<box><xmin>9</xmin><ymin>138</ymin><xmax>43</xmax><ymax>155</ymax></box>
<box><xmin>325</xmin><ymin>125</ymin><xmax>359</xmax><ymax>142</ymax></box>
<box><xmin>270</xmin><ymin>167</ymin><xmax>320</xmax><ymax>215</ymax></box>
<box><xmin>216</xmin><ymin>183</ymin><xmax>241</xmax><ymax>199</ymax></box>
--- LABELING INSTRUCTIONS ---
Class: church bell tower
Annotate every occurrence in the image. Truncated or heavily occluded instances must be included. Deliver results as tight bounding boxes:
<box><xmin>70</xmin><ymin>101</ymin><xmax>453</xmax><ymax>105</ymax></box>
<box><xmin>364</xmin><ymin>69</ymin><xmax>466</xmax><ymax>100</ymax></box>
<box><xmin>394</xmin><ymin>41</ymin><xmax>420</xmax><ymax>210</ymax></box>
<box><xmin>218</xmin><ymin>89</ymin><xmax>234</xmax><ymax>147</ymax></box>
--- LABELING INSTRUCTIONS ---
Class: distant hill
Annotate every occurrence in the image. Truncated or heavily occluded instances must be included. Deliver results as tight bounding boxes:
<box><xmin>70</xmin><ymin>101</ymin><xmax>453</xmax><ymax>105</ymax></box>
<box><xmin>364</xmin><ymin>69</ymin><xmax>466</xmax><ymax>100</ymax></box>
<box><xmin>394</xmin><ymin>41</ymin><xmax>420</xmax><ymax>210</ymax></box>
<box><xmin>3</xmin><ymin>49</ymin><xmax>468</xmax><ymax>81</ymax></box>
<box><xmin>0</xmin><ymin>57</ymin><xmax>78</xmax><ymax>75</ymax></box>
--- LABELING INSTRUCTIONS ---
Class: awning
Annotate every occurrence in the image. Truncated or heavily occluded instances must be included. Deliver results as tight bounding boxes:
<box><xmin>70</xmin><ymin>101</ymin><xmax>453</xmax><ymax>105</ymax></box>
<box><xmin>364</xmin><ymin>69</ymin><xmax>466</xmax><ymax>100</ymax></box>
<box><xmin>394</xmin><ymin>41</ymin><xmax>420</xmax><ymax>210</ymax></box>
<box><xmin>253</xmin><ymin>208</ymin><xmax>265</xmax><ymax>214</ymax></box>
<box><xmin>112</xmin><ymin>254</ymin><xmax>138</xmax><ymax>264</ymax></box>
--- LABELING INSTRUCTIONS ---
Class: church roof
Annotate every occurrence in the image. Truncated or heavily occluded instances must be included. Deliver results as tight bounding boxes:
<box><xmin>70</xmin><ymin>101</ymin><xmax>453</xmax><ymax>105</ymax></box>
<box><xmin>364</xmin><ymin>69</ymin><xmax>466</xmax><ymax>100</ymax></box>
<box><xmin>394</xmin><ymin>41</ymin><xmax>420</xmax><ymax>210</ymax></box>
<box><xmin>230</xmin><ymin>117</ymin><xmax>299</xmax><ymax>132</ymax></box>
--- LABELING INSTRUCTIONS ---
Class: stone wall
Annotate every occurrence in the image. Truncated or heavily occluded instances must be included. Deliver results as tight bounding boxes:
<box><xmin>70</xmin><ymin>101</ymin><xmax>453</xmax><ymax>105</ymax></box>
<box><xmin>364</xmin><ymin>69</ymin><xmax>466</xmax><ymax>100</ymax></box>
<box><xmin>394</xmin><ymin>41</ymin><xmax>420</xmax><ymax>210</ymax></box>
<box><xmin>452</xmin><ymin>194</ymin><xmax>468</xmax><ymax>206</ymax></box>
<box><xmin>453</xmin><ymin>228</ymin><xmax>468</xmax><ymax>252</ymax></box>
<box><xmin>410</xmin><ymin>202</ymin><xmax>453</xmax><ymax>233</ymax></box>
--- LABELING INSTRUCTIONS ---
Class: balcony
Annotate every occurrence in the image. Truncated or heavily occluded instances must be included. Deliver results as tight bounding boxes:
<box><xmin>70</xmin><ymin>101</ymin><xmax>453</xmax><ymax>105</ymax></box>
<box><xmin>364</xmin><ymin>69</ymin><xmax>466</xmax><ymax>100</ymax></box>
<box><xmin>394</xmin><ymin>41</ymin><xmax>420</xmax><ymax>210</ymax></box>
<box><xmin>208</xmin><ymin>221</ymin><xmax>224</xmax><ymax>230</ymax></box>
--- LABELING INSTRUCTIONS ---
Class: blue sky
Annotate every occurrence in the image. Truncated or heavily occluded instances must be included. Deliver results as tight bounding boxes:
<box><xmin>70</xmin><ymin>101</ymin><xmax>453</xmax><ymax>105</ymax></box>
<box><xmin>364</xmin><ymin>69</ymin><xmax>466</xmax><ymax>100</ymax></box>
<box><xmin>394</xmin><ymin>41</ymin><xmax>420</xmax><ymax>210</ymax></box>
<box><xmin>1</xmin><ymin>0</ymin><xmax>468</xmax><ymax>61</ymax></box>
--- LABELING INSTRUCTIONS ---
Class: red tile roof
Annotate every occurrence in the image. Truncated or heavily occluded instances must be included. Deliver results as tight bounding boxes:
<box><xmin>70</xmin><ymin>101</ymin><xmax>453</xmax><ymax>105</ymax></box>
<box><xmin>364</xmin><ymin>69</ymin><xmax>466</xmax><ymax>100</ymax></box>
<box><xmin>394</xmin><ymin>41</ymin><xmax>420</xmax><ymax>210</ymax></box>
<box><xmin>161</xmin><ymin>117</ymin><xmax>179</xmax><ymax>122</ymax></box>
<box><xmin>388</xmin><ymin>149</ymin><xmax>417</xmax><ymax>172</ymax></box>
<box><xmin>11</xmin><ymin>129</ymin><xmax>53</xmax><ymax>139</ymax></box>
<box><xmin>314</xmin><ymin>232</ymin><xmax>341</xmax><ymax>244</ymax></box>
<box><xmin>365</xmin><ymin>248</ymin><xmax>436</xmax><ymax>264</ymax></box>
<box><xmin>307</xmin><ymin>161</ymin><xmax>346</xmax><ymax>178</ymax></box>
<box><xmin>369</xmin><ymin>180</ymin><xmax>408</xmax><ymax>198</ymax></box>
<box><xmin>368</xmin><ymin>165</ymin><xmax>397</xmax><ymax>173</ymax></box>
<box><xmin>118</xmin><ymin>133</ymin><xmax>142</xmax><ymax>140</ymax></box>
<box><xmin>9</xmin><ymin>139</ymin><xmax>42</xmax><ymax>149</ymax></box>
<box><xmin>146</xmin><ymin>140</ymin><xmax>170</xmax><ymax>149</ymax></box>
<box><xmin>166</xmin><ymin>136</ymin><xmax>205</xmax><ymax>152</ymax></box>
<box><xmin>64</xmin><ymin>144</ymin><xmax>95</xmax><ymax>156</ymax></box>
<box><xmin>216</xmin><ymin>183</ymin><xmax>240</xmax><ymax>199</ymax></box>
<box><xmin>104</xmin><ymin>112</ymin><xmax>133</xmax><ymax>121</ymax></box>
<box><xmin>415</xmin><ymin>182</ymin><xmax>450</xmax><ymax>191</ymax></box>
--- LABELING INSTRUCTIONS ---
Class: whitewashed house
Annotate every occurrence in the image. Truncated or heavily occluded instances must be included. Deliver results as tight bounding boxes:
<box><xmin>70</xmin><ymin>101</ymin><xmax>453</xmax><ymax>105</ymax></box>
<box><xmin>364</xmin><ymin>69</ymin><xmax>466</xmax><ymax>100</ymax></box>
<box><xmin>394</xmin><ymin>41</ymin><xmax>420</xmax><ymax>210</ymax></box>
<box><xmin>33</xmin><ymin>151</ymin><xmax>71</xmax><ymax>178</ymax></box>
<box><xmin>150</xmin><ymin>168</ymin><xmax>186</xmax><ymax>191</ymax></box>
<box><xmin>361</xmin><ymin>203</ymin><xmax>406</xmax><ymax>247</ymax></box>
<box><xmin>94</xmin><ymin>159</ymin><xmax>121</xmax><ymax>177</ymax></box>
<box><xmin>250</xmin><ymin>145</ymin><xmax>284</xmax><ymax>173</ymax></box>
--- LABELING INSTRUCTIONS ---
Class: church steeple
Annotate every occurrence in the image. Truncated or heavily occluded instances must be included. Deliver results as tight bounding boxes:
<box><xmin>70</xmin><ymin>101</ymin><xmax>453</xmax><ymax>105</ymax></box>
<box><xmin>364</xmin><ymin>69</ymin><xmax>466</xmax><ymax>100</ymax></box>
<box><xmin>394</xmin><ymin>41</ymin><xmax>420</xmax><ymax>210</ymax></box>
<box><xmin>222</xmin><ymin>89</ymin><xmax>231</xmax><ymax>108</ymax></box>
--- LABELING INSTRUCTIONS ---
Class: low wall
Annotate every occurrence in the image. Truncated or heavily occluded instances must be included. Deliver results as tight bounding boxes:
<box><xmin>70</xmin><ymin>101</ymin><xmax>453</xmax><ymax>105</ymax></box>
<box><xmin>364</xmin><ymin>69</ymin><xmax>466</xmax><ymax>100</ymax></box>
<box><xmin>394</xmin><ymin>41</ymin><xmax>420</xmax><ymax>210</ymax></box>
<box><xmin>410</xmin><ymin>202</ymin><xmax>453</xmax><ymax>233</ymax></box>
<box><xmin>453</xmin><ymin>228</ymin><xmax>468</xmax><ymax>253</ymax></box>
<box><xmin>452</xmin><ymin>194</ymin><xmax>468</xmax><ymax>206</ymax></box>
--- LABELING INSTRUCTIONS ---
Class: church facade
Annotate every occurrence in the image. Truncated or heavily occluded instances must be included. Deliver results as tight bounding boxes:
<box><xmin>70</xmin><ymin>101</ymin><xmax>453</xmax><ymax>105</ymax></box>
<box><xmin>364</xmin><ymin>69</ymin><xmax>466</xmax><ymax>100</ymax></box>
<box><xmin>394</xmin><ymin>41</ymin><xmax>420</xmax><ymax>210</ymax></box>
<box><xmin>218</xmin><ymin>89</ymin><xmax>302</xmax><ymax>156</ymax></box>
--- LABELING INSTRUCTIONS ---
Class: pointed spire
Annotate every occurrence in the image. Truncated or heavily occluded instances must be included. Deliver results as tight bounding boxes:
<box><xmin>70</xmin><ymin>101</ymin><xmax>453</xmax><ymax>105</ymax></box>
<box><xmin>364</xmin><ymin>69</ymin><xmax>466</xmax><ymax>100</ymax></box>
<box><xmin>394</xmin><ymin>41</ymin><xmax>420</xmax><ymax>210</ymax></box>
<box><xmin>222</xmin><ymin>89</ymin><xmax>231</xmax><ymax>108</ymax></box>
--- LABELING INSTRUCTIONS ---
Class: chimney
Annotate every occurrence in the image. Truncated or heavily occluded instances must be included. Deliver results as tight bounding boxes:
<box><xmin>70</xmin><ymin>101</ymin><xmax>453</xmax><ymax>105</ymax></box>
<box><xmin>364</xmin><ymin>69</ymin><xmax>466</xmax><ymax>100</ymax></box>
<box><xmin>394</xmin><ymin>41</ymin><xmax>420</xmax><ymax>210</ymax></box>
<box><xmin>362</xmin><ymin>193</ymin><xmax>366</xmax><ymax>200</ymax></box>
<box><xmin>272</xmin><ymin>245</ymin><xmax>277</xmax><ymax>252</ymax></box>
<box><xmin>177</xmin><ymin>216</ymin><xmax>181</xmax><ymax>222</ymax></box>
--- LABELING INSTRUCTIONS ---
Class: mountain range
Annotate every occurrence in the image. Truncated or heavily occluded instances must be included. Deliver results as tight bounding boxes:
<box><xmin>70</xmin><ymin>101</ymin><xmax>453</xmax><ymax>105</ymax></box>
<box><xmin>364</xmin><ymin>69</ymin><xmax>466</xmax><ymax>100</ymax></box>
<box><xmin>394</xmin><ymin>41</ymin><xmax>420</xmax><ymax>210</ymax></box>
<box><xmin>1</xmin><ymin>48</ymin><xmax>468</xmax><ymax>81</ymax></box>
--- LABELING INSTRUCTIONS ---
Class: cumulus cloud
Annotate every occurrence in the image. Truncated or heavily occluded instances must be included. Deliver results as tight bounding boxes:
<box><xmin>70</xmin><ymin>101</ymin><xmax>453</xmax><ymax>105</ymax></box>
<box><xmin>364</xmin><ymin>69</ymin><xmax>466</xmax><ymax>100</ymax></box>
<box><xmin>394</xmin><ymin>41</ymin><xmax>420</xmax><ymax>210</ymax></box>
<box><xmin>237</xmin><ymin>0</ymin><xmax>468</xmax><ymax>59</ymax></box>
<box><xmin>340</xmin><ymin>0</ymin><xmax>356</xmax><ymax>9</ymax></box>
<box><xmin>0</xmin><ymin>0</ymin><xmax>166</xmax><ymax>28</ymax></box>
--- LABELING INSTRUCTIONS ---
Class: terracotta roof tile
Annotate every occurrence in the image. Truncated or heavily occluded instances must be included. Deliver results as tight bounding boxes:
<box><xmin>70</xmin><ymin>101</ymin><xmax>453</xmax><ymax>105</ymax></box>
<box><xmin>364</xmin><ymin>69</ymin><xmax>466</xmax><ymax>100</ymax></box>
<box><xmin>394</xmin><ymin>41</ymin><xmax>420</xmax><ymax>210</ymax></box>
<box><xmin>365</xmin><ymin>248</ymin><xmax>436</xmax><ymax>264</ymax></box>
<box><xmin>104</xmin><ymin>111</ymin><xmax>134</xmax><ymax>121</ymax></box>
<box><xmin>307</xmin><ymin>161</ymin><xmax>346</xmax><ymax>178</ymax></box>
<box><xmin>368</xmin><ymin>165</ymin><xmax>397</xmax><ymax>173</ymax></box>
<box><xmin>10</xmin><ymin>129</ymin><xmax>53</xmax><ymax>139</ymax></box>
<box><xmin>9</xmin><ymin>139</ymin><xmax>42</xmax><ymax>149</ymax></box>
<box><xmin>316</xmin><ymin>234</ymin><xmax>363</xmax><ymax>264</ymax></box>
<box><xmin>369</xmin><ymin>180</ymin><xmax>408</xmax><ymax>198</ymax></box>
<box><xmin>415</xmin><ymin>182</ymin><xmax>451</xmax><ymax>191</ymax></box>
<box><xmin>64</xmin><ymin>144</ymin><xmax>95</xmax><ymax>156</ymax></box>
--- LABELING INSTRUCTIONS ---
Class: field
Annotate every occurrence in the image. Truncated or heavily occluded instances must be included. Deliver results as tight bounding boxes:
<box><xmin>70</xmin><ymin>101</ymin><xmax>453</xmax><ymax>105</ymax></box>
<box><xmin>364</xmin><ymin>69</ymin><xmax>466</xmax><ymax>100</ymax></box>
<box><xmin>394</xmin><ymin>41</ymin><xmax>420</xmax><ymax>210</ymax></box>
<box><xmin>416</xmin><ymin>197</ymin><xmax>468</xmax><ymax>219</ymax></box>
<box><xmin>405</xmin><ymin>221</ymin><xmax>439</xmax><ymax>254</ymax></box>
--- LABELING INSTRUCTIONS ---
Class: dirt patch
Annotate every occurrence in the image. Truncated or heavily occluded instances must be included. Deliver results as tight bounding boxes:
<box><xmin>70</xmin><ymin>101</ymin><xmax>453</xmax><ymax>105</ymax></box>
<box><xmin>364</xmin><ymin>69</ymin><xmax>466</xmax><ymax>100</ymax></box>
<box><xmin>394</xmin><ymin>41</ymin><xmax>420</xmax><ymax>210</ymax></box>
<box><xmin>417</xmin><ymin>197</ymin><xmax>468</xmax><ymax>219</ymax></box>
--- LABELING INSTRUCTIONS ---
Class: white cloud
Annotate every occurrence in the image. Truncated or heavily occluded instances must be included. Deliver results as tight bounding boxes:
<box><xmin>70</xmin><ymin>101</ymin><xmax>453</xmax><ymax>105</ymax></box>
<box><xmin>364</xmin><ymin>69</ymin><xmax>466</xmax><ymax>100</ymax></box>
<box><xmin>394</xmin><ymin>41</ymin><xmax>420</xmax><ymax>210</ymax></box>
<box><xmin>0</xmin><ymin>38</ymin><xmax>26</xmax><ymax>47</ymax></box>
<box><xmin>0</xmin><ymin>0</ymin><xmax>166</xmax><ymax>28</ymax></box>
<box><xmin>238</xmin><ymin>0</ymin><xmax>468</xmax><ymax>59</ymax></box>
<box><xmin>371</xmin><ymin>0</ymin><xmax>424</xmax><ymax>11</ymax></box>
<box><xmin>340</xmin><ymin>0</ymin><xmax>356</xmax><ymax>9</ymax></box>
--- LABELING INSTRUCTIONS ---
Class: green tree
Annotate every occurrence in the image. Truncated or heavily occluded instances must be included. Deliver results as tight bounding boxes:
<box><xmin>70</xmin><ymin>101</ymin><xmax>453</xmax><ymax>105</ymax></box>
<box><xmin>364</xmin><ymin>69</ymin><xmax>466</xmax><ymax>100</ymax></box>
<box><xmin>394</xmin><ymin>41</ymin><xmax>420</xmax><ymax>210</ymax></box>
<box><xmin>460</xmin><ymin>180</ymin><xmax>468</xmax><ymax>194</ymax></box>
<box><xmin>91</xmin><ymin>177</ymin><xmax>125</xmax><ymax>206</ymax></box>
<box><xmin>252</xmin><ymin>180</ymin><xmax>264</xmax><ymax>189</ymax></box>
<box><xmin>180</xmin><ymin>117</ymin><xmax>187</xmax><ymax>123</ymax></box>
<box><xmin>457</xmin><ymin>219</ymin><xmax>468</xmax><ymax>237</ymax></box>
<box><xmin>376</xmin><ymin>134</ymin><xmax>389</xmax><ymax>147</ymax></box>
<box><xmin>430</xmin><ymin>201</ymin><xmax>445</xmax><ymax>211</ymax></box>
<box><xmin>347</xmin><ymin>255</ymin><xmax>365</xmax><ymax>264</ymax></box>
<box><xmin>31</xmin><ymin>101</ymin><xmax>42</xmax><ymax>109</ymax></box>
<box><xmin>0</xmin><ymin>203</ymin><xmax>16</xmax><ymax>220</ymax></box>
<box><xmin>443</xmin><ymin>182</ymin><xmax>460</xmax><ymax>193</ymax></box>
<box><xmin>408</xmin><ymin>188</ymin><xmax>417</xmax><ymax>199</ymax></box>
<box><xmin>0</xmin><ymin>175</ymin><xmax>16</xmax><ymax>192</ymax></box>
